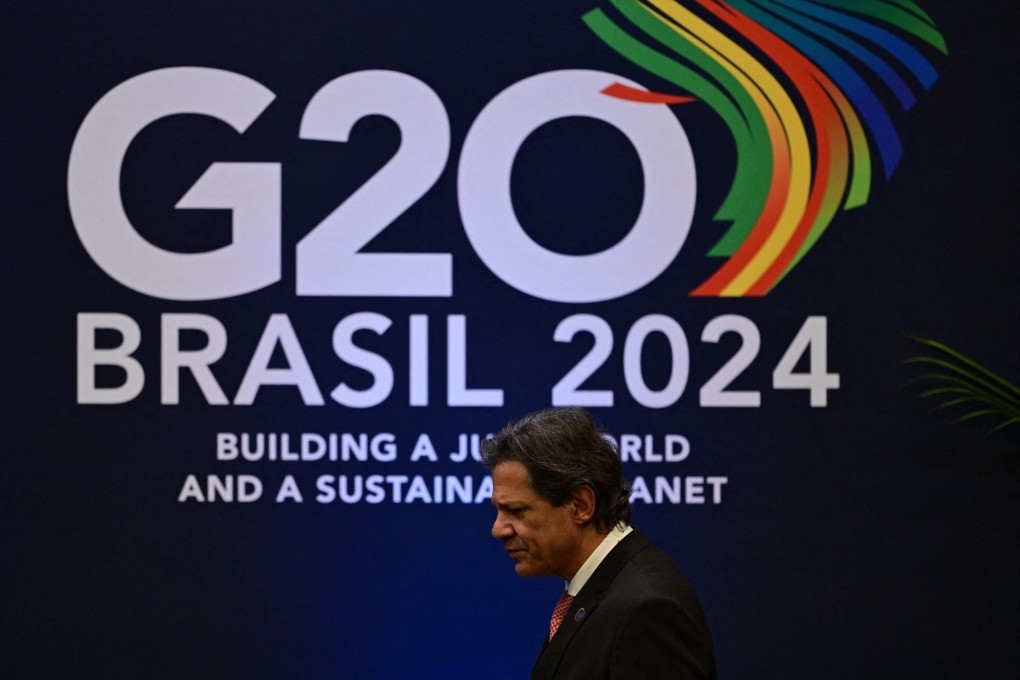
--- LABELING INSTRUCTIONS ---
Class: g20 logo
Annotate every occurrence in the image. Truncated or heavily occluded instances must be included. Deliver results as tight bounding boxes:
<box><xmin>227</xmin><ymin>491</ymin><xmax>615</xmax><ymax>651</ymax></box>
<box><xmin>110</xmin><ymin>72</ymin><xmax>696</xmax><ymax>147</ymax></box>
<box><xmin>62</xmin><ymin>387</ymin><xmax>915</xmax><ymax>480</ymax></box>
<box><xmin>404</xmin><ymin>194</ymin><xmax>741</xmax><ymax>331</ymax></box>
<box><xmin>68</xmin><ymin>67</ymin><xmax>696</xmax><ymax>304</ymax></box>
<box><xmin>68</xmin><ymin>3</ymin><xmax>945</xmax><ymax>302</ymax></box>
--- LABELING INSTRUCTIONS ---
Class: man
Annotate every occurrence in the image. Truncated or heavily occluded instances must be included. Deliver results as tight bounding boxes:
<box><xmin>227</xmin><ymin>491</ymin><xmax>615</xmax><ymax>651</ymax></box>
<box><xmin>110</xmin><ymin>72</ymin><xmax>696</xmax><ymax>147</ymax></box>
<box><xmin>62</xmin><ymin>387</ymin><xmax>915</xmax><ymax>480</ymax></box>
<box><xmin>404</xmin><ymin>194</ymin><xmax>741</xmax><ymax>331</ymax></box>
<box><xmin>483</xmin><ymin>407</ymin><xmax>716</xmax><ymax>679</ymax></box>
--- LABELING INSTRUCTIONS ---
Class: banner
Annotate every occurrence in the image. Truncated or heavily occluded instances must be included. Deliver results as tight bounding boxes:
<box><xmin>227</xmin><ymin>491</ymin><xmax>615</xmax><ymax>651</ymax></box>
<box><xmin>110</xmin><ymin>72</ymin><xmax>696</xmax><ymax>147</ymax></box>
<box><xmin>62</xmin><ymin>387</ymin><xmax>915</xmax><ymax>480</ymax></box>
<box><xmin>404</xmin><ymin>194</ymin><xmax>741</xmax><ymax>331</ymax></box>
<box><xmin>5</xmin><ymin>1</ymin><xmax>1017</xmax><ymax>677</ymax></box>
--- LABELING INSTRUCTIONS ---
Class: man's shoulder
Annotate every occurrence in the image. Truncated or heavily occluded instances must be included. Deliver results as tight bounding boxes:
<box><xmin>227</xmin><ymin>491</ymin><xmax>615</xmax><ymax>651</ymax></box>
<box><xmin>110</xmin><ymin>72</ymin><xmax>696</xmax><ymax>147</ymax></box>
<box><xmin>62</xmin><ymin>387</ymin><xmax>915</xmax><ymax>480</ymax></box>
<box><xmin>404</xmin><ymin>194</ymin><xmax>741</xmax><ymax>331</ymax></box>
<box><xmin>593</xmin><ymin>532</ymin><xmax>706</xmax><ymax>625</ymax></box>
<box><xmin>612</xmin><ymin>530</ymin><xmax>685</xmax><ymax>577</ymax></box>
<box><xmin>611</xmin><ymin>537</ymin><xmax>696</xmax><ymax>596</ymax></box>
<box><xmin>580</xmin><ymin>529</ymin><xmax>704</xmax><ymax>612</ymax></box>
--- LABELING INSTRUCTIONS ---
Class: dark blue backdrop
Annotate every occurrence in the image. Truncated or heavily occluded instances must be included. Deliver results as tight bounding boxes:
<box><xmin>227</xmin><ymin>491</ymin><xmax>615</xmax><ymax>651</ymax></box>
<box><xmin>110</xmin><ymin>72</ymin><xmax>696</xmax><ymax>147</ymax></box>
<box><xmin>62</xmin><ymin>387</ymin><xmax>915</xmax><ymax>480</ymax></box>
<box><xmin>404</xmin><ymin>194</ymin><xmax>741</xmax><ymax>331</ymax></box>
<box><xmin>4</xmin><ymin>1</ymin><xmax>1018</xmax><ymax>678</ymax></box>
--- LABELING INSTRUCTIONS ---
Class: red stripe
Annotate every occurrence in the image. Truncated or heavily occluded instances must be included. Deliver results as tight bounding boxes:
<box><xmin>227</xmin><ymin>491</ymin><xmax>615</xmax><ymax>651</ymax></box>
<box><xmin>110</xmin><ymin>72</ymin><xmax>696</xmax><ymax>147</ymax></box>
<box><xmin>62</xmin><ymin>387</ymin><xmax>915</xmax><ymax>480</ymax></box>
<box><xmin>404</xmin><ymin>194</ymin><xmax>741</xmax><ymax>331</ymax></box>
<box><xmin>601</xmin><ymin>82</ymin><xmax>696</xmax><ymax>104</ymax></box>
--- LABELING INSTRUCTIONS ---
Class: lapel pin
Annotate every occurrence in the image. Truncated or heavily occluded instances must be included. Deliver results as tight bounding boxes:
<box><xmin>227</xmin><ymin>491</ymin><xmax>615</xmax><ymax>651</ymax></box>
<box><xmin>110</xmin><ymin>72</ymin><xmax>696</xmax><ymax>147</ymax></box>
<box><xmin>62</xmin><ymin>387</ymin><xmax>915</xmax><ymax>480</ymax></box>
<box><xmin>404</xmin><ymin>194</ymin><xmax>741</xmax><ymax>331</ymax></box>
<box><xmin>574</xmin><ymin>608</ymin><xmax>586</xmax><ymax>622</ymax></box>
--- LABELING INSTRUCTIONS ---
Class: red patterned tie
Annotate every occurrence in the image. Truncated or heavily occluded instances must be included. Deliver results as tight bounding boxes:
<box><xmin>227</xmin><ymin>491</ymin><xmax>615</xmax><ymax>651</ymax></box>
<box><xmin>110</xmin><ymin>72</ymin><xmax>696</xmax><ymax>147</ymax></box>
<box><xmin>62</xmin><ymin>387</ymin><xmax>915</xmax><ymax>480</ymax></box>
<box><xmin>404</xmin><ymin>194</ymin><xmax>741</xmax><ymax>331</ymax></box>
<box><xmin>549</xmin><ymin>592</ymin><xmax>574</xmax><ymax>640</ymax></box>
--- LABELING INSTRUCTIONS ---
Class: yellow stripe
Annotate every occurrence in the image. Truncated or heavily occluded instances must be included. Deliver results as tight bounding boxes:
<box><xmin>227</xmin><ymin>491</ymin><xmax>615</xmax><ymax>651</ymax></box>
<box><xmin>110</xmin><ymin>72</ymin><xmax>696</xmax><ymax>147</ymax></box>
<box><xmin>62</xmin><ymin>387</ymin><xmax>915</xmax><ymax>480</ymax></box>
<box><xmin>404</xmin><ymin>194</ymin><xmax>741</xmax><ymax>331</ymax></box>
<box><xmin>643</xmin><ymin>0</ymin><xmax>811</xmax><ymax>295</ymax></box>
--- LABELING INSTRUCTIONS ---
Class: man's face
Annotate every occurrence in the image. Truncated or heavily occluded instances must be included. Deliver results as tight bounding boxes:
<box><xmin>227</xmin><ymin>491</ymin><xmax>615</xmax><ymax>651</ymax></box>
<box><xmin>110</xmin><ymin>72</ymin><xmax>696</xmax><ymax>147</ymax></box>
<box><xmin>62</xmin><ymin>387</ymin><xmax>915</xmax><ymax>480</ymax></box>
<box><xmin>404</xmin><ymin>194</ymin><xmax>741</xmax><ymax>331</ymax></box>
<box><xmin>490</xmin><ymin>461</ymin><xmax>582</xmax><ymax>579</ymax></box>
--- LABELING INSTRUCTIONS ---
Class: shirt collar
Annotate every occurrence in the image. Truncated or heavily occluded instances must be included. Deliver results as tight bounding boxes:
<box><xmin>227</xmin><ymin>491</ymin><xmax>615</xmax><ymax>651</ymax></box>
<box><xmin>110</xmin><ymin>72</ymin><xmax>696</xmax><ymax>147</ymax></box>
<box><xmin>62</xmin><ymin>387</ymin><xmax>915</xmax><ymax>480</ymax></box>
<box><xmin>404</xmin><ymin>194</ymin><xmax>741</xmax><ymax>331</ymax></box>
<box><xmin>565</xmin><ymin>524</ymin><xmax>633</xmax><ymax>596</ymax></box>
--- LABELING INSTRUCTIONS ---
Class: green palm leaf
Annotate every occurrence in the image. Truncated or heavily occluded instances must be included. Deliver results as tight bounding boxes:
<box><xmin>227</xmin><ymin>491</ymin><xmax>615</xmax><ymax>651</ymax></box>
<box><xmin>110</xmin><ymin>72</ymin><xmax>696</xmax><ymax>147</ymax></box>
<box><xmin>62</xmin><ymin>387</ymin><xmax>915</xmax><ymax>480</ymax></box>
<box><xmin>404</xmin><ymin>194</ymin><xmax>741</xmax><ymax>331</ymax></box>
<box><xmin>904</xmin><ymin>335</ymin><xmax>1020</xmax><ymax>435</ymax></box>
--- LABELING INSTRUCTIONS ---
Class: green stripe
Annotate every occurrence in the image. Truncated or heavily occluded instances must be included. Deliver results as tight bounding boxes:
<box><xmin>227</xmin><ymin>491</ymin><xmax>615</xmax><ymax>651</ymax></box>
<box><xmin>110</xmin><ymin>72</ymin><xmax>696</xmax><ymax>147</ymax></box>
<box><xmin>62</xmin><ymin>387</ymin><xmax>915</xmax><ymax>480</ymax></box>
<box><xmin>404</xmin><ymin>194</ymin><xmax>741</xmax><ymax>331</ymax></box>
<box><xmin>809</xmin><ymin>0</ymin><xmax>947</xmax><ymax>54</ymax></box>
<box><xmin>587</xmin><ymin>0</ymin><xmax>775</xmax><ymax>256</ymax></box>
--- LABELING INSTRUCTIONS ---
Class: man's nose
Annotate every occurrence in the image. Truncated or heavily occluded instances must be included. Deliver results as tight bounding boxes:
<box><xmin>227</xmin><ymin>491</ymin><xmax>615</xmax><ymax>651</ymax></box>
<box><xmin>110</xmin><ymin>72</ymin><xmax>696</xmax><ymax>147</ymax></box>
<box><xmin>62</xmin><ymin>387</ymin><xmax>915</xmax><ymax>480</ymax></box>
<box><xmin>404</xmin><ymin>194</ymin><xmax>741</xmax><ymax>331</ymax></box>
<box><xmin>491</xmin><ymin>515</ymin><xmax>513</xmax><ymax>540</ymax></box>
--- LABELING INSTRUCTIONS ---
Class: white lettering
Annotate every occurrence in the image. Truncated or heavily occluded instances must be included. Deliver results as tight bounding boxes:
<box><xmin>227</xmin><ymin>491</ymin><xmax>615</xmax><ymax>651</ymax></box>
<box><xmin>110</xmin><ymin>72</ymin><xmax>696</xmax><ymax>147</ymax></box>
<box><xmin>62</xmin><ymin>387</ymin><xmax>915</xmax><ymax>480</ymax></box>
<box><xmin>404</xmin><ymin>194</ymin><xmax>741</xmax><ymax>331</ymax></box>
<box><xmin>77</xmin><ymin>313</ymin><xmax>144</xmax><ymax>404</ymax></box>
<box><xmin>276</xmin><ymin>475</ymin><xmax>303</xmax><ymax>502</ymax></box>
<box><xmin>235</xmin><ymin>314</ymin><xmax>324</xmax><ymax>405</ymax></box>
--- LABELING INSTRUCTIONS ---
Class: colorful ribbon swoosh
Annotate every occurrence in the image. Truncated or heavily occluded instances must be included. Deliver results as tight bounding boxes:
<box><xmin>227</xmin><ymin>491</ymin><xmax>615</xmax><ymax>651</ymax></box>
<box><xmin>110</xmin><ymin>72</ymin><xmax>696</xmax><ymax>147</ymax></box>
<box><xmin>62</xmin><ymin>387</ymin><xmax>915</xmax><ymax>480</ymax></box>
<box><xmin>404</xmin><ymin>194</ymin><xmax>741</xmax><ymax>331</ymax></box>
<box><xmin>584</xmin><ymin>0</ymin><xmax>946</xmax><ymax>296</ymax></box>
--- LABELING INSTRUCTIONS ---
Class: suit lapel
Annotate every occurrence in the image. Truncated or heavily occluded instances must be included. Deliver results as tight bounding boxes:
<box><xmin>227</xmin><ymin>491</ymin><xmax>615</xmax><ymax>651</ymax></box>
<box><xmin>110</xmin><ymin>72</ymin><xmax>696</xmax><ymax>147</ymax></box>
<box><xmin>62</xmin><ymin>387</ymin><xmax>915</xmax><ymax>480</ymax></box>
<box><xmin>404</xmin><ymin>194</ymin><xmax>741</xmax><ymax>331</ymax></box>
<box><xmin>530</xmin><ymin>530</ymin><xmax>651</xmax><ymax>679</ymax></box>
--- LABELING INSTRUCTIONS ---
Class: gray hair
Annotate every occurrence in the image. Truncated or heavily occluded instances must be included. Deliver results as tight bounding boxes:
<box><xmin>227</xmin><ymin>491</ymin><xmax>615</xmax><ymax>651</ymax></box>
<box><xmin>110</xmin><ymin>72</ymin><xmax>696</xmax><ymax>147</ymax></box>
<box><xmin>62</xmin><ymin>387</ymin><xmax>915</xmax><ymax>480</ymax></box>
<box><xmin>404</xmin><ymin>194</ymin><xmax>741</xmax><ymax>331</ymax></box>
<box><xmin>481</xmin><ymin>407</ymin><xmax>631</xmax><ymax>533</ymax></box>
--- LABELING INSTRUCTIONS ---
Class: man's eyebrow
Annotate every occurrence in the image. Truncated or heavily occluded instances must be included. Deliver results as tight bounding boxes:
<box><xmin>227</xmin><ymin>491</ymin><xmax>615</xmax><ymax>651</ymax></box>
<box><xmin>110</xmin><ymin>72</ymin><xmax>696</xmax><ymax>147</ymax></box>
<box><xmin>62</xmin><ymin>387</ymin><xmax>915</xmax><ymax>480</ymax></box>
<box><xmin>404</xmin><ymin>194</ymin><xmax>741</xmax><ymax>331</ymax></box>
<box><xmin>492</xmin><ymin>499</ymin><xmax>529</xmax><ymax>510</ymax></box>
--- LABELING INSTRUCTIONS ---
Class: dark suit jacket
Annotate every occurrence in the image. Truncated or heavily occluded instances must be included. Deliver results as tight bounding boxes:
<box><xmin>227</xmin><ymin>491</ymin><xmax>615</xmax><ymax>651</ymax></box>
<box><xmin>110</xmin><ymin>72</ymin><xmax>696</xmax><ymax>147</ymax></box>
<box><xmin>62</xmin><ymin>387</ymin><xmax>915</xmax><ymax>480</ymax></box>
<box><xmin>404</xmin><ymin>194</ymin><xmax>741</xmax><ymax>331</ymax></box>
<box><xmin>531</xmin><ymin>529</ymin><xmax>716</xmax><ymax>679</ymax></box>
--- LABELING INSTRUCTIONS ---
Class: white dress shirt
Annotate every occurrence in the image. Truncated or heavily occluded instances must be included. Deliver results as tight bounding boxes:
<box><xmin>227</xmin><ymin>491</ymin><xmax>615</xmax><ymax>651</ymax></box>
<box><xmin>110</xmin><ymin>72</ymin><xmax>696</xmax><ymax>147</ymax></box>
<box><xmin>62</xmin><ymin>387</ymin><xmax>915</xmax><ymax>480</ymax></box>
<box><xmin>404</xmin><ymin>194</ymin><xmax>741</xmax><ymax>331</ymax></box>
<box><xmin>565</xmin><ymin>524</ymin><xmax>634</xmax><ymax>596</ymax></box>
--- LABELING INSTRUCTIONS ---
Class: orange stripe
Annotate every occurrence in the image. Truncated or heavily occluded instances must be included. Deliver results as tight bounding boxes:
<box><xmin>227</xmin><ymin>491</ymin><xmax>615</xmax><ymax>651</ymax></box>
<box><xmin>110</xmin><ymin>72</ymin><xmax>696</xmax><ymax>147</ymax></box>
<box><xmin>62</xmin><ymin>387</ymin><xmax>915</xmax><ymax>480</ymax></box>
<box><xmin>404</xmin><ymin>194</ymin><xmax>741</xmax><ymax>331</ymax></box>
<box><xmin>690</xmin><ymin>0</ymin><xmax>794</xmax><ymax>296</ymax></box>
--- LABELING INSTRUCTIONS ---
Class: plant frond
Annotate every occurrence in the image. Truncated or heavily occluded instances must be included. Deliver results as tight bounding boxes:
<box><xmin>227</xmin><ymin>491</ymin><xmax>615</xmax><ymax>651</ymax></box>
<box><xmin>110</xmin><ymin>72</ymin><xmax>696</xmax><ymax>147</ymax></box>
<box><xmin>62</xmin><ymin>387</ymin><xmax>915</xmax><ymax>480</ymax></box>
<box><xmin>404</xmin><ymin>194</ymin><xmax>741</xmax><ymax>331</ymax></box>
<box><xmin>988</xmin><ymin>418</ymin><xmax>1020</xmax><ymax>435</ymax></box>
<box><xmin>903</xmin><ymin>356</ymin><xmax>1020</xmax><ymax>406</ymax></box>
<box><xmin>907</xmin><ymin>335</ymin><xmax>1020</xmax><ymax>396</ymax></box>
<box><xmin>905</xmin><ymin>335</ymin><xmax>1020</xmax><ymax>434</ymax></box>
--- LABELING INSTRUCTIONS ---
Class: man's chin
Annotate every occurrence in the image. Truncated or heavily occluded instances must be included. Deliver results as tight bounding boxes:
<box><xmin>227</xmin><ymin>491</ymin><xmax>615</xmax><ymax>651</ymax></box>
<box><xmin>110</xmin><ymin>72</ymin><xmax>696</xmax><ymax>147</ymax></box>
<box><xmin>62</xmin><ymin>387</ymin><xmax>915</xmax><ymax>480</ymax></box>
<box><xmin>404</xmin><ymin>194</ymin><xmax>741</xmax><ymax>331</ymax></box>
<box><xmin>513</xmin><ymin>561</ymin><xmax>545</xmax><ymax>578</ymax></box>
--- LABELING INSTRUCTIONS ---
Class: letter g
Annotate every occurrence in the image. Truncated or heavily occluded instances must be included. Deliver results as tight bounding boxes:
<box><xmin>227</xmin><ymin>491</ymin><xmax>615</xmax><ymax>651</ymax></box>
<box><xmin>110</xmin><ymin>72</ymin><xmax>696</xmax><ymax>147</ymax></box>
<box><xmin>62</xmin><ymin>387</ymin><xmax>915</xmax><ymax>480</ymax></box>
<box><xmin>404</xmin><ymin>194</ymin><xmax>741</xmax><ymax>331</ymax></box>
<box><xmin>67</xmin><ymin>67</ymin><xmax>280</xmax><ymax>300</ymax></box>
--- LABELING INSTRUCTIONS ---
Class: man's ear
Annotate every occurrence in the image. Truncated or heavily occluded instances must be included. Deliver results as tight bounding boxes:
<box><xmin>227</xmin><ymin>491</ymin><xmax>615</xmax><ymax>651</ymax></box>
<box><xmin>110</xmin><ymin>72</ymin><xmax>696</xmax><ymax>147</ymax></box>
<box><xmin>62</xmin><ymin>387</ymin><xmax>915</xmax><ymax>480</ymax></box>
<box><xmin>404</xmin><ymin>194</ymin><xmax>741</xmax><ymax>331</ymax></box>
<box><xmin>569</xmin><ymin>484</ymin><xmax>596</xmax><ymax>525</ymax></box>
